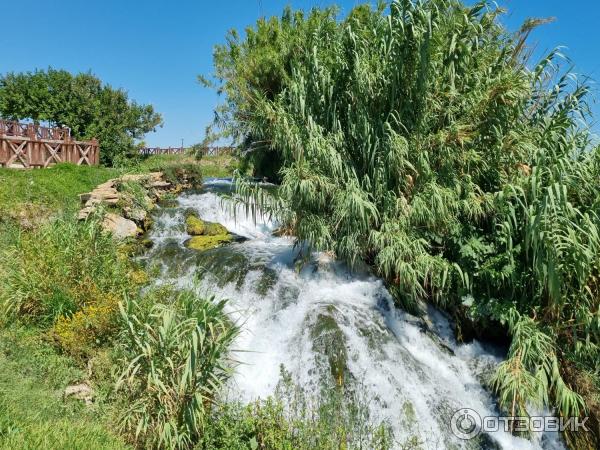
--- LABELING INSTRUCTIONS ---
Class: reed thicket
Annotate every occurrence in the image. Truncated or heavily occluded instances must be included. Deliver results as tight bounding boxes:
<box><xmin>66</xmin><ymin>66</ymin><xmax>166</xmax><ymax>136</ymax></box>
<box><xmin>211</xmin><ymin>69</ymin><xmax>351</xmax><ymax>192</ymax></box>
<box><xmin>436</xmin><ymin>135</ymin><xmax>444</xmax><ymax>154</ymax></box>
<box><xmin>208</xmin><ymin>1</ymin><xmax>600</xmax><ymax>445</ymax></box>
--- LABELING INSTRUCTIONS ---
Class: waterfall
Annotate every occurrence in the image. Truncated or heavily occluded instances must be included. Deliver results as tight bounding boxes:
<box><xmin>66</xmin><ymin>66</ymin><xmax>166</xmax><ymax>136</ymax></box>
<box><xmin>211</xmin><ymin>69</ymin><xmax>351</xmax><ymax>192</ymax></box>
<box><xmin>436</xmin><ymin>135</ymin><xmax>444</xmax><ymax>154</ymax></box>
<box><xmin>142</xmin><ymin>179</ymin><xmax>565</xmax><ymax>450</ymax></box>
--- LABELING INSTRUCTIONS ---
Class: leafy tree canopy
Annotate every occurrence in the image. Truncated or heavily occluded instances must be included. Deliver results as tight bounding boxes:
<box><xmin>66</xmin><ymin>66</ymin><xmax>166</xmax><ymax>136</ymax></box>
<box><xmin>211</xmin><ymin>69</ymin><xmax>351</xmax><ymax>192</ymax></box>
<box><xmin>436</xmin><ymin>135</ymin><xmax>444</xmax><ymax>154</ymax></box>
<box><xmin>0</xmin><ymin>68</ymin><xmax>162</xmax><ymax>165</ymax></box>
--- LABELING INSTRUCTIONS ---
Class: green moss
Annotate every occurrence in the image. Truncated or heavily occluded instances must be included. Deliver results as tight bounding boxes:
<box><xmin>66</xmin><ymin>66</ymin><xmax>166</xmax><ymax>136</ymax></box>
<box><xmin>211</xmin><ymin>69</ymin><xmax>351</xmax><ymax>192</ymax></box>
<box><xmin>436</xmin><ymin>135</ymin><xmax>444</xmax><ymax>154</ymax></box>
<box><xmin>185</xmin><ymin>215</ymin><xmax>206</xmax><ymax>235</ymax></box>
<box><xmin>203</xmin><ymin>221</ymin><xmax>228</xmax><ymax>236</ymax></box>
<box><xmin>185</xmin><ymin>212</ymin><xmax>229</xmax><ymax>237</ymax></box>
<box><xmin>186</xmin><ymin>234</ymin><xmax>232</xmax><ymax>251</ymax></box>
<box><xmin>310</xmin><ymin>310</ymin><xmax>348</xmax><ymax>386</ymax></box>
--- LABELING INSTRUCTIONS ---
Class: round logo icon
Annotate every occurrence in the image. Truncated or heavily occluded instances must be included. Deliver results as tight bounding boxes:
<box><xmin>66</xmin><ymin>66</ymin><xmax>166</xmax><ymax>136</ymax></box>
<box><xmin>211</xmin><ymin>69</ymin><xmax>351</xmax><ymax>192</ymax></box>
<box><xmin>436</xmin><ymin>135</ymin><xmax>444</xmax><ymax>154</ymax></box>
<box><xmin>450</xmin><ymin>408</ymin><xmax>482</xmax><ymax>440</ymax></box>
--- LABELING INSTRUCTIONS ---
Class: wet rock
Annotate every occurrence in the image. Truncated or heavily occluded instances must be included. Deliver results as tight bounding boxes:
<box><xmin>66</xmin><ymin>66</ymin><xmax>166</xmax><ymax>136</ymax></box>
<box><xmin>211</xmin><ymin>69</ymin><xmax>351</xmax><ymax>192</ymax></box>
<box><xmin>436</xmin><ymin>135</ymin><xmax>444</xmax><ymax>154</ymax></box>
<box><xmin>102</xmin><ymin>213</ymin><xmax>139</xmax><ymax>239</ymax></box>
<box><xmin>185</xmin><ymin>234</ymin><xmax>232</xmax><ymax>251</ymax></box>
<box><xmin>194</xmin><ymin>246</ymin><xmax>250</xmax><ymax>287</ymax></box>
<box><xmin>310</xmin><ymin>309</ymin><xmax>349</xmax><ymax>386</ymax></box>
<box><xmin>255</xmin><ymin>267</ymin><xmax>278</xmax><ymax>296</ymax></box>
<box><xmin>123</xmin><ymin>206</ymin><xmax>147</xmax><ymax>224</ymax></box>
<box><xmin>185</xmin><ymin>215</ymin><xmax>206</xmax><ymax>235</ymax></box>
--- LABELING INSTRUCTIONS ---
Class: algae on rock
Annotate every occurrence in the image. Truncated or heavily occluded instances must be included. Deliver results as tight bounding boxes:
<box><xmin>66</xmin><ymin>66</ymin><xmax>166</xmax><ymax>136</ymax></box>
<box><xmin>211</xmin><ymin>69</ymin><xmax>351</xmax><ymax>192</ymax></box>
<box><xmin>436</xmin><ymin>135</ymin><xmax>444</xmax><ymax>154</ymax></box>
<box><xmin>186</xmin><ymin>234</ymin><xmax>232</xmax><ymax>251</ymax></box>
<box><xmin>185</xmin><ymin>213</ymin><xmax>228</xmax><ymax>237</ymax></box>
<box><xmin>186</xmin><ymin>215</ymin><xmax>206</xmax><ymax>235</ymax></box>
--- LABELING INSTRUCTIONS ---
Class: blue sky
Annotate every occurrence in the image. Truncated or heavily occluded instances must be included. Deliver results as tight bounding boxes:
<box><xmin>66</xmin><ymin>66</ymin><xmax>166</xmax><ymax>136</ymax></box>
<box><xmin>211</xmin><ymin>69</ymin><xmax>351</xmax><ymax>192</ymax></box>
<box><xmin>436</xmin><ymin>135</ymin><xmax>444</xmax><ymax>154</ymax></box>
<box><xmin>0</xmin><ymin>0</ymin><xmax>598</xmax><ymax>146</ymax></box>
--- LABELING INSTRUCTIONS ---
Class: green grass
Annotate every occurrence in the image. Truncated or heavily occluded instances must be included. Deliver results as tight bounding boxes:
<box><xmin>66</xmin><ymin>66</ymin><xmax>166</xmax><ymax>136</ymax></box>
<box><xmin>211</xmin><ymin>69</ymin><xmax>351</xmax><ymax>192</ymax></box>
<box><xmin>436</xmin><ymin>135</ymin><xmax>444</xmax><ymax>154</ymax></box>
<box><xmin>0</xmin><ymin>155</ymin><xmax>241</xmax><ymax>449</ymax></box>
<box><xmin>135</xmin><ymin>153</ymin><xmax>239</xmax><ymax>178</ymax></box>
<box><xmin>0</xmin><ymin>163</ymin><xmax>119</xmax><ymax>216</ymax></box>
<box><xmin>0</xmin><ymin>325</ymin><xmax>130</xmax><ymax>450</ymax></box>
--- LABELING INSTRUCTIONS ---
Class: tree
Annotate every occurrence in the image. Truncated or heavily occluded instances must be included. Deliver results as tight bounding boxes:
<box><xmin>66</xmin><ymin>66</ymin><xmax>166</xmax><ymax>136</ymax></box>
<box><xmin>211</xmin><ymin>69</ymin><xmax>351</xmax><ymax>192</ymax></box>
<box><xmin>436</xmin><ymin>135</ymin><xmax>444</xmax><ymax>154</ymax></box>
<box><xmin>0</xmin><ymin>68</ymin><xmax>162</xmax><ymax>165</ymax></box>
<box><xmin>204</xmin><ymin>6</ymin><xmax>340</xmax><ymax>181</ymax></box>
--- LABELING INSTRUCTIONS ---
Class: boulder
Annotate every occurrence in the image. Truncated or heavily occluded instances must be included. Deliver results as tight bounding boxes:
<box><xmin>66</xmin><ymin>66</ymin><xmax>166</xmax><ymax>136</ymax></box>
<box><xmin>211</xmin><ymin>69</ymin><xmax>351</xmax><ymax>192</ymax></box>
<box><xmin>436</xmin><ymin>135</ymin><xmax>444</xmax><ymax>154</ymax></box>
<box><xmin>204</xmin><ymin>221</ymin><xmax>228</xmax><ymax>236</ymax></box>
<box><xmin>185</xmin><ymin>215</ymin><xmax>206</xmax><ymax>235</ymax></box>
<box><xmin>102</xmin><ymin>213</ymin><xmax>139</xmax><ymax>239</ymax></box>
<box><xmin>186</xmin><ymin>234</ymin><xmax>232</xmax><ymax>251</ymax></box>
<box><xmin>185</xmin><ymin>214</ymin><xmax>229</xmax><ymax>236</ymax></box>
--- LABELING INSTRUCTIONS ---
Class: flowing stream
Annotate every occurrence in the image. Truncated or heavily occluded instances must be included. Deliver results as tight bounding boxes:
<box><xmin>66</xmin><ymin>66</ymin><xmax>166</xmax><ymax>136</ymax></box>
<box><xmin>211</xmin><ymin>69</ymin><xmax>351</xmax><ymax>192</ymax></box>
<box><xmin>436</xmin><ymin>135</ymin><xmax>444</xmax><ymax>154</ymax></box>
<box><xmin>141</xmin><ymin>179</ymin><xmax>564</xmax><ymax>450</ymax></box>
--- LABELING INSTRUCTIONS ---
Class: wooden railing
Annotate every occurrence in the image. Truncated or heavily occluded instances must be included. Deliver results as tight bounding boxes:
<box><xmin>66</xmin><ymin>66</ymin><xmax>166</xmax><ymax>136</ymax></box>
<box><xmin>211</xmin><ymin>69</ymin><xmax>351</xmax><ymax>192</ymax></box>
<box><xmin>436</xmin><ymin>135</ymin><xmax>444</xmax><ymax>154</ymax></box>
<box><xmin>140</xmin><ymin>146</ymin><xmax>185</xmax><ymax>156</ymax></box>
<box><xmin>0</xmin><ymin>120</ymin><xmax>71</xmax><ymax>140</ymax></box>
<box><xmin>0</xmin><ymin>119</ymin><xmax>99</xmax><ymax>168</ymax></box>
<box><xmin>140</xmin><ymin>146</ymin><xmax>237</xmax><ymax>157</ymax></box>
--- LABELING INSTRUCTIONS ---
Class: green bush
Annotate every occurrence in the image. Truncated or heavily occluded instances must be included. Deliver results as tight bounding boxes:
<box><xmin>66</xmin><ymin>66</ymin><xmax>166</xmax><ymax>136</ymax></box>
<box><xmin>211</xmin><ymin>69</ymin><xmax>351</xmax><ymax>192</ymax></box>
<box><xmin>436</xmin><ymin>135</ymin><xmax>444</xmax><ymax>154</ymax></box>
<box><xmin>198</xmin><ymin>368</ymin><xmax>394</xmax><ymax>450</ymax></box>
<box><xmin>116</xmin><ymin>289</ymin><xmax>238</xmax><ymax>450</ymax></box>
<box><xmin>0</xmin><ymin>214</ymin><xmax>133</xmax><ymax>328</ymax></box>
<box><xmin>210</xmin><ymin>0</ymin><xmax>600</xmax><ymax>444</ymax></box>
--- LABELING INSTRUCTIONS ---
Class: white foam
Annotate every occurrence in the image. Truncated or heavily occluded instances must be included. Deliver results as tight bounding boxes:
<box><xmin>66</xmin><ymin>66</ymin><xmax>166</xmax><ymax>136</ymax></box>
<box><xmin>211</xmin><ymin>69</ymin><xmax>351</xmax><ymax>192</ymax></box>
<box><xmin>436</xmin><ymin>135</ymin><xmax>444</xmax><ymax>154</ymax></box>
<box><xmin>178</xmin><ymin>191</ymin><xmax>276</xmax><ymax>239</ymax></box>
<box><xmin>146</xmin><ymin>188</ymin><xmax>565</xmax><ymax>450</ymax></box>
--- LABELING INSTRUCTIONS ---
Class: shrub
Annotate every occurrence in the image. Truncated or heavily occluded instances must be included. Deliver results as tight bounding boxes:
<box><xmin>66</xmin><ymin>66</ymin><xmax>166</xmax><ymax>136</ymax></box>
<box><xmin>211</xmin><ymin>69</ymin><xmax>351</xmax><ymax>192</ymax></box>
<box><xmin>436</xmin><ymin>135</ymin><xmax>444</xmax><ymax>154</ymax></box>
<box><xmin>0</xmin><ymin>214</ymin><xmax>133</xmax><ymax>326</ymax></box>
<box><xmin>116</xmin><ymin>289</ymin><xmax>238</xmax><ymax>450</ymax></box>
<box><xmin>214</xmin><ymin>1</ymin><xmax>600</xmax><ymax>441</ymax></box>
<box><xmin>52</xmin><ymin>289</ymin><xmax>121</xmax><ymax>359</ymax></box>
<box><xmin>198</xmin><ymin>368</ymin><xmax>395</xmax><ymax>450</ymax></box>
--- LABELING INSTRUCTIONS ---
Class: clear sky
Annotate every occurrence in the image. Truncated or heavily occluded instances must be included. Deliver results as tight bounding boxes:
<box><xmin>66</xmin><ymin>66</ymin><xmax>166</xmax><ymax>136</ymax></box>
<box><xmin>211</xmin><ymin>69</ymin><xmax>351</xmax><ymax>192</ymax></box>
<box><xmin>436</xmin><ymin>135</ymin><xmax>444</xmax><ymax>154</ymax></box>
<box><xmin>0</xmin><ymin>1</ymin><xmax>598</xmax><ymax>146</ymax></box>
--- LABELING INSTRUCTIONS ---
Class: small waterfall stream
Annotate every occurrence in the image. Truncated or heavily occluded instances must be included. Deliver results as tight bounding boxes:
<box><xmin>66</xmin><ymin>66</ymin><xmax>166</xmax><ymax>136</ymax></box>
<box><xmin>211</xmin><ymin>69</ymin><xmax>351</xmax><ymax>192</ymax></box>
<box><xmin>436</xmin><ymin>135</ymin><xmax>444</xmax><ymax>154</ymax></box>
<box><xmin>141</xmin><ymin>179</ymin><xmax>564</xmax><ymax>450</ymax></box>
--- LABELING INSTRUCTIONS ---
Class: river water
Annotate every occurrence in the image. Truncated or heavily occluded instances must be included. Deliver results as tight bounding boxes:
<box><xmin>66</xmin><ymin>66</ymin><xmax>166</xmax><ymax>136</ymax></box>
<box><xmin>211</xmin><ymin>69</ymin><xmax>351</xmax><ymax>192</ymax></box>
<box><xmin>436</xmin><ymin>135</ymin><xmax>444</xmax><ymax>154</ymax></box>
<box><xmin>141</xmin><ymin>179</ymin><xmax>564</xmax><ymax>450</ymax></box>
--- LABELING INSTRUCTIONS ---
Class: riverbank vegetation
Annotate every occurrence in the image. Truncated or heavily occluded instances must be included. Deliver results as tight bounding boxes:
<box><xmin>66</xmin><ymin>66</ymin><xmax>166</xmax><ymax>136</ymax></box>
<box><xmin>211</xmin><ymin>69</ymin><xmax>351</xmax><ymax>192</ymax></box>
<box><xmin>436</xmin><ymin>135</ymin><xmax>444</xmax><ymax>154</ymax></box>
<box><xmin>0</xmin><ymin>156</ymin><xmax>392</xmax><ymax>449</ymax></box>
<box><xmin>207</xmin><ymin>0</ymin><xmax>600</xmax><ymax>446</ymax></box>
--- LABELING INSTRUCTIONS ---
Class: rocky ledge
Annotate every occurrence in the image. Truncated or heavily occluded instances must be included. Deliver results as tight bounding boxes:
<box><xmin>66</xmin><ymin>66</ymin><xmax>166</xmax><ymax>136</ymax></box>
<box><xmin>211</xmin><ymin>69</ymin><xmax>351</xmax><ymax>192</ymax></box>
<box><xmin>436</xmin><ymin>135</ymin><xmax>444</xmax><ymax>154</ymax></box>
<box><xmin>78</xmin><ymin>172</ymin><xmax>180</xmax><ymax>239</ymax></box>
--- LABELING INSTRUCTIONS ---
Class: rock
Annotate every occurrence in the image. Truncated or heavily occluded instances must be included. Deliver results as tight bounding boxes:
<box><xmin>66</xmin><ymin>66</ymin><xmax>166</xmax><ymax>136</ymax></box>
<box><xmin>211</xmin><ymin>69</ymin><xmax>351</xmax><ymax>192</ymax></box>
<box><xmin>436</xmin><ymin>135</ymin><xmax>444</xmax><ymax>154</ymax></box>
<box><xmin>102</xmin><ymin>213</ymin><xmax>139</xmax><ymax>239</ymax></box>
<box><xmin>185</xmin><ymin>234</ymin><xmax>232</xmax><ymax>251</ymax></box>
<box><xmin>185</xmin><ymin>213</ymin><xmax>229</xmax><ymax>236</ymax></box>
<box><xmin>310</xmin><ymin>309</ymin><xmax>348</xmax><ymax>386</ymax></box>
<box><xmin>64</xmin><ymin>382</ymin><xmax>93</xmax><ymax>405</ymax></box>
<box><xmin>123</xmin><ymin>206</ymin><xmax>147</xmax><ymax>224</ymax></box>
<box><xmin>78</xmin><ymin>206</ymin><xmax>94</xmax><ymax>220</ymax></box>
<box><xmin>185</xmin><ymin>215</ymin><xmax>206</xmax><ymax>235</ymax></box>
<box><xmin>149</xmin><ymin>180</ymin><xmax>171</xmax><ymax>189</ymax></box>
<box><xmin>204</xmin><ymin>221</ymin><xmax>228</xmax><ymax>236</ymax></box>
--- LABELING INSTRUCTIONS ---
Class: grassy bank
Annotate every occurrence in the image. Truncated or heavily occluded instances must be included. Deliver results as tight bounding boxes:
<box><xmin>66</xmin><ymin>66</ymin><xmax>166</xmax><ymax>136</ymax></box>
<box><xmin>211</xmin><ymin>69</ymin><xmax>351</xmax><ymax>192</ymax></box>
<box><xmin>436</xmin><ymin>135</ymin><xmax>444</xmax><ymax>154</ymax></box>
<box><xmin>0</xmin><ymin>157</ymin><xmax>210</xmax><ymax>448</ymax></box>
<box><xmin>0</xmin><ymin>156</ymin><xmax>391</xmax><ymax>450</ymax></box>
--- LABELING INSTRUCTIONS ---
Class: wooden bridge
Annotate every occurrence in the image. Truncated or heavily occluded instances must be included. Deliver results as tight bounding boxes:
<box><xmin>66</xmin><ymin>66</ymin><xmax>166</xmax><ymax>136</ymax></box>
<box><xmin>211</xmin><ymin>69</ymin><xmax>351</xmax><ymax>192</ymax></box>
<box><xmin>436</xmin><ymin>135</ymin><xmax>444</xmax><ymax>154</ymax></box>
<box><xmin>0</xmin><ymin>119</ymin><xmax>99</xmax><ymax>168</ymax></box>
<box><xmin>140</xmin><ymin>146</ymin><xmax>237</xmax><ymax>157</ymax></box>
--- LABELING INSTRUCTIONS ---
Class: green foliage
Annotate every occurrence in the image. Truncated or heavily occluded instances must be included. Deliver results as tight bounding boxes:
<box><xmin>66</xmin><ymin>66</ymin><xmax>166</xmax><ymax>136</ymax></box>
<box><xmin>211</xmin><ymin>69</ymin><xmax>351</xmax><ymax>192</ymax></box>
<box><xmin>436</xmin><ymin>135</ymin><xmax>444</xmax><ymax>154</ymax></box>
<box><xmin>0</xmin><ymin>214</ymin><xmax>134</xmax><ymax>329</ymax></box>
<box><xmin>198</xmin><ymin>368</ymin><xmax>394</xmax><ymax>450</ymax></box>
<box><xmin>116</xmin><ymin>289</ymin><xmax>239</xmax><ymax>450</ymax></box>
<box><xmin>207</xmin><ymin>6</ymin><xmax>340</xmax><ymax>179</ymax></box>
<box><xmin>0</xmin><ymin>163</ymin><xmax>119</xmax><ymax>216</ymax></box>
<box><xmin>210</xmin><ymin>0</ymin><xmax>600</xmax><ymax>440</ymax></box>
<box><xmin>0</xmin><ymin>325</ymin><xmax>130</xmax><ymax>450</ymax></box>
<box><xmin>0</xmin><ymin>68</ymin><xmax>162</xmax><ymax>165</ymax></box>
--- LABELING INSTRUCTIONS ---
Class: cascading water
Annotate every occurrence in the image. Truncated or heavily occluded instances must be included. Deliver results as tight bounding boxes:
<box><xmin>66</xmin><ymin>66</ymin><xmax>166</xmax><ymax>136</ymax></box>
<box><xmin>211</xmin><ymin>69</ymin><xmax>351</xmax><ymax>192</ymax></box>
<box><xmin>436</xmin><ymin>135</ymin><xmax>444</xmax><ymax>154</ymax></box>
<box><xmin>141</xmin><ymin>179</ymin><xmax>564</xmax><ymax>450</ymax></box>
